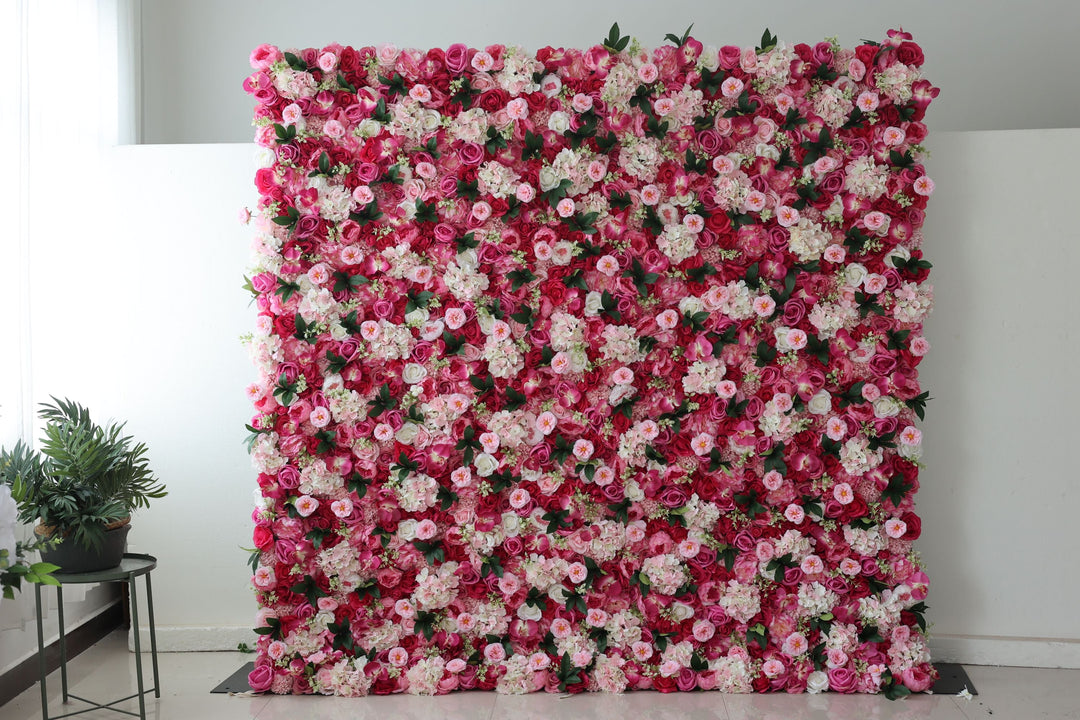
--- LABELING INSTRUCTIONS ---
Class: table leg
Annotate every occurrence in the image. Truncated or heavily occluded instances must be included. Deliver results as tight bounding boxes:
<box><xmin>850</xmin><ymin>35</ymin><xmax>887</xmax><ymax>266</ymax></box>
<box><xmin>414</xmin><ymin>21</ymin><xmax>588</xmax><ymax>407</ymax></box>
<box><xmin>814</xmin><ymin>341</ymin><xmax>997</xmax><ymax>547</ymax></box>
<box><xmin>57</xmin><ymin>584</ymin><xmax>68</xmax><ymax>702</ymax></box>
<box><xmin>129</xmin><ymin>576</ymin><xmax>146</xmax><ymax>720</ymax></box>
<box><xmin>145</xmin><ymin>573</ymin><xmax>160</xmax><ymax>697</ymax></box>
<box><xmin>35</xmin><ymin>583</ymin><xmax>49</xmax><ymax>720</ymax></box>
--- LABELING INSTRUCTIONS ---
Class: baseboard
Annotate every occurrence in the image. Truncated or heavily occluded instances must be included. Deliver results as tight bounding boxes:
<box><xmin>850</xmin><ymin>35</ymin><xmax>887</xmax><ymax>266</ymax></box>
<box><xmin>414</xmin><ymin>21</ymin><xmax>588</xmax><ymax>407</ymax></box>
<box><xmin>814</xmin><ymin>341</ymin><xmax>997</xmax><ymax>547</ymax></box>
<box><xmin>127</xmin><ymin>625</ymin><xmax>257</xmax><ymax>652</ymax></box>
<box><xmin>0</xmin><ymin>600</ymin><xmax>124</xmax><ymax>708</ymax></box>
<box><xmin>931</xmin><ymin>634</ymin><xmax>1080</xmax><ymax>668</ymax></box>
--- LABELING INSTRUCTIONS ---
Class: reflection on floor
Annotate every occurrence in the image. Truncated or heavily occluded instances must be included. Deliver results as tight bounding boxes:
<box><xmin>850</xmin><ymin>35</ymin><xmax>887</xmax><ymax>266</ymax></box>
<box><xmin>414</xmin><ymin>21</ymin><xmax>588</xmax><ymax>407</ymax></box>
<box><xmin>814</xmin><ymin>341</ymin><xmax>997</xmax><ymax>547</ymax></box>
<box><xmin>4</xmin><ymin>631</ymin><xmax>1078</xmax><ymax>720</ymax></box>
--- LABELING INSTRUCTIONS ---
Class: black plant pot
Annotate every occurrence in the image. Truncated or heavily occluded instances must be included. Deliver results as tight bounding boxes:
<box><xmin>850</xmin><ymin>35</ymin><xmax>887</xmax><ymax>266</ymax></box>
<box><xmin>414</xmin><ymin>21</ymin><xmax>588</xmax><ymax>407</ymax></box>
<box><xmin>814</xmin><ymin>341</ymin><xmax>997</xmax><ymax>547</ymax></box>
<box><xmin>40</xmin><ymin>523</ymin><xmax>131</xmax><ymax>573</ymax></box>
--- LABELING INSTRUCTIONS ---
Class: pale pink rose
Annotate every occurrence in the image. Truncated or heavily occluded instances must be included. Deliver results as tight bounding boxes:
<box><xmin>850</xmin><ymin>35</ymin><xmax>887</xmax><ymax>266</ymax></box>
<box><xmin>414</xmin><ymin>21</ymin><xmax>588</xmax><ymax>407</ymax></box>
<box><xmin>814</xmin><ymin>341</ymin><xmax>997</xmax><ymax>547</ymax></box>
<box><xmin>716</xmin><ymin>380</ymin><xmax>737</xmax><ymax>399</ymax></box>
<box><xmin>631</xmin><ymin>641</ymin><xmax>653</xmax><ymax>661</ymax></box>
<box><xmin>352</xmin><ymin>185</ymin><xmax>375</xmax><ymax>205</ymax></box>
<box><xmin>913</xmin><ymin>175</ymin><xmax>935</xmax><ymax>196</ymax></box>
<box><xmin>341</xmin><ymin>245</ymin><xmax>363</xmax><ymax>265</ymax></box>
<box><xmin>848</xmin><ymin>58</ymin><xmax>866</xmax><ymax>81</ymax></box>
<box><xmin>534</xmin><ymin>241</ymin><xmax>553</xmax><ymax>261</ymax></box>
<box><xmin>410</xmin><ymin>265</ymin><xmax>434</xmax><ymax>284</ymax></box>
<box><xmin>573</xmin><ymin>439</ymin><xmax>594</xmax><ymax>461</ymax></box>
<box><xmin>712</xmin><ymin>155</ymin><xmax>736</xmax><ymax>175</ymax></box>
<box><xmin>516</xmin><ymin>183</ymin><xmax>536</xmax><ymax>203</ymax></box>
<box><xmin>612</xmin><ymin>366</ymin><xmax>635</xmax><ymax>384</ymax></box>
<box><xmin>395</xmin><ymin>598</ymin><xmax>416</xmax><ymax>617</ymax></box>
<box><xmin>654</xmin><ymin>98</ymin><xmax>676</xmax><ymax>116</ymax></box>
<box><xmin>415</xmin><ymin>162</ymin><xmax>437</xmax><ymax>180</ymax></box>
<box><xmin>309</xmin><ymin>406</ymin><xmax>331</xmax><ymax>428</ymax></box>
<box><xmin>506</xmin><ymin>97</ymin><xmax>529</xmax><ymax>120</ymax></box>
<box><xmin>743</xmin><ymin>191</ymin><xmax>767</xmax><ymax>213</ymax></box>
<box><xmin>509</xmin><ymin>487</ymin><xmax>531</xmax><ymax>509</ymax></box>
<box><xmin>659</xmin><ymin>659</ymin><xmax>681</xmax><ymax>677</ymax></box>
<box><xmin>472</xmin><ymin>201</ymin><xmax>492</xmax><ymax>222</ymax></box>
<box><xmin>294</xmin><ymin>495</ymin><xmax>318</xmax><ymax>517</ymax></box>
<box><xmin>415</xmin><ymin>518</ymin><xmax>438</xmax><ymax>540</ymax></box>
<box><xmin>683</xmin><ymin>213</ymin><xmax>704</xmax><ymax>233</ymax></box>
<box><xmin>639</xmin><ymin>420</ymin><xmax>660</xmax><ymax>440</ymax></box>
<box><xmin>641</xmin><ymin>184</ymin><xmax>662</xmax><ymax>205</ymax></box>
<box><xmin>863</xmin><ymin>274</ymin><xmax>887</xmax><ymax>294</ymax></box>
<box><xmin>784</xmin><ymin>504</ymin><xmax>805</xmax><ymax>523</ymax></box>
<box><xmin>550</xmin><ymin>351</ymin><xmax>572</xmax><ymax>374</ymax></box>
<box><xmin>782</xmin><ymin>632</ymin><xmax>808</xmax><ymax>656</ymax></box>
<box><xmin>555</xmin><ymin>198</ymin><xmax>576</xmax><ymax>218</ymax></box>
<box><xmin>909</xmin><ymin>336</ymin><xmax>930</xmax><ymax>356</ymax></box>
<box><xmin>253</xmin><ymin>566</ymin><xmax>276</xmax><ymax>589</ymax></box>
<box><xmin>373</xmin><ymin>423</ymin><xmax>394</xmax><ymax>442</ymax></box>
<box><xmin>456</xmin><ymin>612</ymin><xmax>476</xmax><ymax>632</ymax></box>
<box><xmin>536</xmin><ymin>411</ymin><xmax>557</xmax><ymax>435</ymax></box>
<box><xmin>762</xmin><ymin>659</ymin><xmax>785</xmax><ymax>678</ymax></box>
<box><xmin>678</xmin><ymin>538</ymin><xmax>701</xmax><ymax>559</ymax></box>
<box><xmin>238</xmin><ymin>207</ymin><xmax>251</xmax><ymax>224</ymax></box>
<box><xmin>826</xmin><ymin>416</ymin><xmax>847</xmax><ymax>440</ymax></box>
<box><xmin>856</xmin><ymin>91</ymin><xmax>879</xmax><ymax>112</ymax></box>
<box><xmin>471</xmin><ymin>51</ymin><xmax>494</xmax><ymax>71</ymax></box>
<box><xmin>861</xmin><ymin>383</ymin><xmax>881</xmax><ymax>401</ymax></box>
<box><xmin>551</xmin><ymin>617</ymin><xmax>573</xmax><ymax>638</ymax></box>
<box><xmin>376</xmin><ymin>43</ymin><xmax>400</xmax><ymax>66</ymax></box>
<box><xmin>773</xmin><ymin>392</ymin><xmax>793</xmax><ymax>412</ymax></box>
<box><xmin>409</xmin><ymin>84</ymin><xmax>432</xmax><ymax>103</ymax></box>
<box><xmin>763</xmin><ymin>470</ymin><xmax>784</xmax><ymax>491</ymax></box>
<box><xmin>586</xmin><ymin>608</ymin><xmax>609</xmax><ymax>627</ymax></box>
<box><xmin>267</xmin><ymin>640</ymin><xmax>287</xmax><ymax>660</ymax></box>
<box><xmin>587</xmin><ymin>159</ymin><xmax>607</xmax><ymax>182</ymax></box>
<box><xmin>755</xmin><ymin>540</ymin><xmax>775</xmax><ymax>562</ymax></box>
<box><xmin>775</xmin><ymin>93</ymin><xmax>794</xmax><ymax>113</ymax></box>
<box><xmin>882</xmin><ymin>126</ymin><xmax>906</xmax><ymax>146</ymax></box>
<box><xmin>800</xmin><ymin>555</ymin><xmax>824</xmax><ymax>575</ymax></box>
<box><xmin>330</xmin><ymin>497</ymin><xmax>353</xmax><ymax>518</ymax></box>
<box><xmin>388</xmin><ymin>647</ymin><xmax>409</xmax><ymax>667</ymax></box>
<box><xmin>446</xmin><ymin>658</ymin><xmax>467</xmax><ymax>673</ymax></box>
<box><xmin>691</xmin><ymin>433</ymin><xmax>714</xmax><ymax>456</ymax></box>
<box><xmin>571</xmin><ymin>93</ymin><xmax>594</xmax><ymax>113</ymax></box>
<box><xmin>864</xmin><ymin>211</ymin><xmax>888</xmax><ymax>232</ymax></box>
<box><xmin>479</xmin><ymin>432</ymin><xmax>500</xmax><ymax>453</ymax></box>
<box><xmin>833</xmin><ymin>483</ymin><xmax>855</xmax><ymax>505</ymax></box>
<box><xmin>528</xmin><ymin>653</ymin><xmax>551</xmax><ymax>670</ymax></box>
<box><xmin>753</xmin><ymin>295</ymin><xmax>776</xmax><ymax>317</ymax></box>
<box><xmin>594</xmin><ymin>465</ymin><xmax>615</xmax><ymax>486</ymax></box>
<box><xmin>444</xmin><ymin>308</ymin><xmax>467</xmax><ymax>330</ymax></box>
<box><xmin>572</xmin><ymin>650</ymin><xmax>593</xmax><ymax>668</ymax></box>
<box><xmin>823</xmin><ymin>244</ymin><xmax>846</xmax><ymax>263</ymax></box>
<box><xmin>323</xmin><ymin>119</ymin><xmax>345</xmax><ymax>139</ymax></box>
<box><xmin>450</xmin><ymin>466</ymin><xmax>472</xmax><ymax>488</ymax></box>
<box><xmin>813</xmin><ymin>156</ymin><xmax>837</xmax><ymax>174</ymax></box>
<box><xmin>638</xmin><ymin>63</ymin><xmax>659</xmax><ymax>83</ymax></box>
<box><xmin>656</xmin><ymin>309</ymin><xmax>679</xmax><ymax>329</ymax></box>
<box><xmin>776</xmin><ymin>205</ymin><xmax>800</xmax><ymax>228</ymax></box>
<box><xmin>567</xmin><ymin>562</ymin><xmax>589</xmax><ymax>584</ymax></box>
<box><xmin>786</xmin><ymin>329</ymin><xmax>808</xmax><ymax>350</ymax></box>
<box><xmin>840</xmin><ymin>557</ymin><xmax>862</xmax><ymax>576</ymax></box>
<box><xmin>484</xmin><ymin>643</ymin><xmax>507</xmax><ymax>663</ymax></box>
<box><xmin>721</xmin><ymin>76</ymin><xmax>744</xmax><ymax>98</ymax></box>
<box><xmin>885</xmin><ymin>518</ymin><xmax>908</xmax><ymax>539</ymax></box>
<box><xmin>282</xmin><ymin>103</ymin><xmax>303</xmax><ymax>125</ymax></box>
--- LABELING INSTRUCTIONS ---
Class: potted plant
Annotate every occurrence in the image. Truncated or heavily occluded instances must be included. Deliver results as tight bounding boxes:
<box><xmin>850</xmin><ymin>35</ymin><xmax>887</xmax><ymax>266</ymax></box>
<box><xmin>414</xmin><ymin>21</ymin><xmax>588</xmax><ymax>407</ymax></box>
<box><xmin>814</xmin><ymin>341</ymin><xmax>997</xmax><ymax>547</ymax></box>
<box><xmin>2</xmin><ymin>398</ymin><xmax>167</xmax><ymax>573</ymax></box>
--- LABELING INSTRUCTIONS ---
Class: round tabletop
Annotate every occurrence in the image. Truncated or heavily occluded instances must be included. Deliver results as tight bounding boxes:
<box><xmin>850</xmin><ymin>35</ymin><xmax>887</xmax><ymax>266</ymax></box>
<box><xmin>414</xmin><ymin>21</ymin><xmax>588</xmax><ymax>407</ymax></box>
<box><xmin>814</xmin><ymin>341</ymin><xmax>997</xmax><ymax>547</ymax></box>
<box><xmin>51</xmin><ymin>553</ymin><xmax>158</xmax><ymax>585</ymax></box>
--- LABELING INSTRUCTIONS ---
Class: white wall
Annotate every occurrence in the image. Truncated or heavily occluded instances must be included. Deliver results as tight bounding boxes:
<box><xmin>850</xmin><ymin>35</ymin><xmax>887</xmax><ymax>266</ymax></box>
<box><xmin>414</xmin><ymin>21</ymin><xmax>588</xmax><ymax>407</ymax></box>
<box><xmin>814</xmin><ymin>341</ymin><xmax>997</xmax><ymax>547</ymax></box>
<box><xmin>138</xmin><ymin>0</ymin><xmax>1080</xmax><ymax>144</ymax></box>
<box><xmin>917</xmin><ymin>128</ymin><xmax>1080</xmax><ymax>666</ymax></box>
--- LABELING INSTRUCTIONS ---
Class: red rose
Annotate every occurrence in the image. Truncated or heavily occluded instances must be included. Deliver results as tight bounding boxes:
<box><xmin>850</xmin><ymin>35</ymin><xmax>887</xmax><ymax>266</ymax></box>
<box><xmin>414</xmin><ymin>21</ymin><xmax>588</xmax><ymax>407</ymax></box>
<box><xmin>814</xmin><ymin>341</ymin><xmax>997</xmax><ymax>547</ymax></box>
<box><xmin>652</xmin><ymin>674</ymin><xmax>679</xmax><ymax>693</ymax></box>
<box><xmin>855</xmin><ymin>44</ymin><xmax>879</xmax><ymax>68</ymax></box>
<box><xmin>896</xmin><ymin>41</ymin><xmax>925</xmax><ymax>67</ymax></box>
<box><xmin>253</xmin><ymin>526</ymin><xmax>274</xmax><ymax>550</ymax></box>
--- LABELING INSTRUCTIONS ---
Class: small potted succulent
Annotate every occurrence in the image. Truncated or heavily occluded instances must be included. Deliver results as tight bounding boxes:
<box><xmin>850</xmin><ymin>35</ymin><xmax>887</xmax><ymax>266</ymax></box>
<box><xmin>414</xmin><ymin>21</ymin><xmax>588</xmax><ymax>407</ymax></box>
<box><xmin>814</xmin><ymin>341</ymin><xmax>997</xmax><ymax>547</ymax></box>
<box><xmin>1</xmin><ymin>398</ymin><xmax>167</xmax><ymax>573</ymax></box>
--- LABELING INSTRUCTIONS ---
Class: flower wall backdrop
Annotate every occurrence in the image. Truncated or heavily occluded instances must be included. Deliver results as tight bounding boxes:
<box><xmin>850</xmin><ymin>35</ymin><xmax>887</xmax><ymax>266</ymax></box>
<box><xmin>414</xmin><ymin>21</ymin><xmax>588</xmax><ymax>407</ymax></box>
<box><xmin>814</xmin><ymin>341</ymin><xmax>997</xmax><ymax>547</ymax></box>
<box><xmin>243</xmin><ymin>26</ymin><xmax>938</xmax><ymax>697</ymax></box>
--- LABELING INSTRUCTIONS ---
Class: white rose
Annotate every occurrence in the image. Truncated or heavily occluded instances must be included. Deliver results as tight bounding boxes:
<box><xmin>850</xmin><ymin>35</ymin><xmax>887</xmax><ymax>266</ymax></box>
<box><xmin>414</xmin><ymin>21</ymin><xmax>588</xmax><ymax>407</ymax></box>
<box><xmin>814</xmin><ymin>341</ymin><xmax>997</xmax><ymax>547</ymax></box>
<box><xmin>625</xmin><ymin>479</ymin><xmax>645</xmax><ymax>502</ymax></box>
<box><xmin>517</xmin><ymin>603</ymin><xmax>544</xmax><ymax>621</ymax></box>
<box><xmin>397</xmin><ymin>518</ymin><xmax>419</xmax><ymax>541</ymax></box>
<box><xmin>358</xmin><ymin>118</ymin><xmax>382</xmax><ymax>137</ymax></box>
<box><xmin>404</xmin><ymin>307</ymin><xmax>429</xmax><ymax>326</ymax></box>
<box><xmin>474</xmin><ymin>452</ymin><xmax>499</xmax><ymax>477</ymax></box>
<box><xmin>538</xmin><ymin>166</ymin><xmax>559</xmax><ymax>192</ymax></box>
<box><xmin>678</xmin><ymin>296</ymin><xmax>704</xmax><ymax>316</ymax></box>
<box><xmin>806</xmin><ymin>670</ymin><xmax>830</xmax><ymax>694</ymax></box>
<box><xmin>395</xmin><ymin>423</ymin><xmax>420</xmax><ymax>445</ymax></box>
<box><xmin>501</xmin><ymin>512</ymin><xmax>521</xmax><ymax>536</ymax></box>
<box><xmin>402</xmin><ymin>363</ymin><xmax>428</xmax><ymax>384</ymax></box>
<box><xmin>773</xmin><ymin>326</ymin><xmax>793</xmax><ymax>353</ymax></box>
<box><xmin>755</xmin><ymin>142</ymin><xmax>780</xmax><ymax>161</ymax></box>
<box><xmin>547</xmin><ymin>111</ymin><xmax>570</xmax><ymax>134</ymax></box>
<box><xmin>872</xmin><ymin>396</ymin><xmax>902</xmax><ymax>418</ymax></box>
<box><xmin>844</xmin><ymin>263</ymin><xmax>868</xmax><ymax>287</ymax></box>
<box><xmin>547</xmin><ymin>584</ymin><xmax>569</xmax><ymax>603</ymax></box>
<box><xmin>883</xmin><ymin>244</ymin><xmax>911</xmax><ymax>269</ymax></box>
<box><xmin>552</xmin><ymin>240</ymin><xmax>575</xmax><ymax>266</ymax></box>
<box><xmin>807</xmin><ymin>389</ymin><xmax>832</xmax><ymax>415</ymax></box>
<box><xmin>670</xmin><ymin>602</ymin><xmax>695</xmax><ymax>621</ymax></box>
<box><xmin>420</xmin><ymin>109</ymin><xmax>442</xmax><ymax>132</ymax></box>
<box><xmin>456</xmin><ymin>248</ymin><xmax>479</xmax><ymax>272</ymax></box>
<box><xmin>584</xmin><ymin>291</ymin><xmax>603</xmax><ymax>317</ymax></box>
<box><xmin>477</xmin><ymin>311</ymin><xmax>496</xmax><ymax>335</ymax></box>
<box><xmin>328</xmin><ymin>322</ymin><xmax>348</xmax><ymax>341</ymax></box>
<box><xmin>569</xmin><ymin>347</ymin><xmax>589</xmax><ymax>372</ymax></box>
<box><xmin>253</xmin><ymin>146</ymin><xmax>276</xmax><ymax>168</ymax></box>
<box><xmin>699</xmin><ymin>46</ymin><xmax>721</xmax><ymax>72</ymax></box>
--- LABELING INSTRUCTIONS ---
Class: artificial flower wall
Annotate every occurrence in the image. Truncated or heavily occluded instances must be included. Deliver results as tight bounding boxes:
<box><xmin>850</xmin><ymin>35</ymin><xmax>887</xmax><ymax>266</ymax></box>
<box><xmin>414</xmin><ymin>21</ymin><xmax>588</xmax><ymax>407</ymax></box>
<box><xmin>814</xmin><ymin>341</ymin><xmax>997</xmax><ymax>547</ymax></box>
<box><xmin>243</xmin><ymin>26</ymin><xmax>938</xmax><ymax>697</ymax></box>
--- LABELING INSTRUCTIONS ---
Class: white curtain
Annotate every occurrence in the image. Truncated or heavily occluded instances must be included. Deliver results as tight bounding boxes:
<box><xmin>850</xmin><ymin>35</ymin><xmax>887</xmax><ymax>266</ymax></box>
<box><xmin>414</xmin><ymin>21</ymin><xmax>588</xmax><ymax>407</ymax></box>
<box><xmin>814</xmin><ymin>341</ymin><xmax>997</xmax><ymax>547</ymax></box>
<box><xmin>0</xmin><ymin>0</ymin><xmax>136</xmax><ymax>635</ymax></box>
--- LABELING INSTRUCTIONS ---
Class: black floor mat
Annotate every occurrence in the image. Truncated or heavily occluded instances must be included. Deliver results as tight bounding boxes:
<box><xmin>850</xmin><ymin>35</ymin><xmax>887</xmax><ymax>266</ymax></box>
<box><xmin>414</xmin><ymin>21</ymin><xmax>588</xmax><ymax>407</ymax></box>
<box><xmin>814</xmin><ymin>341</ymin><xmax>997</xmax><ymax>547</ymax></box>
<box><xmin>212</xmin><ymin>660</ymin><xmax>977</xmax><ymax>695</ymax></box>
<box><xmin>931</xmin><ymin>663</ymin><xmax>978</xmax><ymax>695</ymax></box>
<box><xmin>211</xmin><ymin>662</ymin><xmax>255</xmax><ymax>693</ymax></box>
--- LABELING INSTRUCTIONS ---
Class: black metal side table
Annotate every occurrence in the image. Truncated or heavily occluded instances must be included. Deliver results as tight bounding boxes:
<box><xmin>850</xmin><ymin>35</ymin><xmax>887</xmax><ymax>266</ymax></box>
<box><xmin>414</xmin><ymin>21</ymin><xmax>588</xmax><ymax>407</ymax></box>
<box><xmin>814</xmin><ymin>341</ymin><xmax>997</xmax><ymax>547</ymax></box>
<box><xmin>34</xmin><ymin>553</ymin><xmax>160</xmax><ymax>720</ymax></box>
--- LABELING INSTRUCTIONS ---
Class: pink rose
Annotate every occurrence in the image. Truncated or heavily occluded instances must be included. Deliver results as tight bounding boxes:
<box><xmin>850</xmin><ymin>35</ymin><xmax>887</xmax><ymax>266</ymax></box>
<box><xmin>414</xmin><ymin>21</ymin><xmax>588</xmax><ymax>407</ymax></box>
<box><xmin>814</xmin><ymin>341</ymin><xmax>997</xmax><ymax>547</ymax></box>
<box><xmin>247</xmin><ymin>663</ymin><xmax>275</xmax><ymax>692</ymax></box>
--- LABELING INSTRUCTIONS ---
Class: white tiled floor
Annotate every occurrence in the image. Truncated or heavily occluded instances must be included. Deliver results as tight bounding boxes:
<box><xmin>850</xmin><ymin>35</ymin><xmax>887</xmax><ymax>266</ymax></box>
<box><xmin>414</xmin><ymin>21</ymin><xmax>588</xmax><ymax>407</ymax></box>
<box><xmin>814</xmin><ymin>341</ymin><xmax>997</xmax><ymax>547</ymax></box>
<box><xmin>3</xmin><ymin>632</ymin><xmax>1078</xmax><ymax>720</ymax></box>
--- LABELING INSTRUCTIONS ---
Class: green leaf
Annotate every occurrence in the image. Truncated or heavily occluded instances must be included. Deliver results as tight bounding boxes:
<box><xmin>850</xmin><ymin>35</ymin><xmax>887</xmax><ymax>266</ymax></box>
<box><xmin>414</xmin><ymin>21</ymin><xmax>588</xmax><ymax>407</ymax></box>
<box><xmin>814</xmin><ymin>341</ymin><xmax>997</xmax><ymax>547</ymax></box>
<box><xmin>881</xmin><ymin>474</ymin><xmax>915</xmax><ymax>507</ymax></box>
<box><xmin>414</xmin><ymin>199</ymin><xmax>438</xmax><ymax>224</ymax></box>
<box><xmin>755</xmin><ymin>340</ymin><xmax>777</xmax><ymax>367</ymax></box>
<box><xmin>522</xmin><ymin>129</ymin><xmax>545</xmax><ymax>161</ymax></box>
<box><xmin>603</xmin><ymin>22</ymin><xmax>630</xmax><ymax>53</ymax></box>
<box><xmin>756</xmin><ymin>28</ymin><xmax>778</xmax><ymax>54</ymax></box>
<box><xmin>507</xmin><ymin>268</ymin><xmax>536</xmax><ymax>291</ymax></box>
<box><xmin>337</xmin><ymin>73</ymin><xmax>356</xmax><ymax>93</ymax></box>
<box><xmin>664</xmin><ymin>24</ymin><xmax>694</xmax><ymax>47</ymax></box>
<box><xmin>284</xmin><ymin>51</ymin><xmax>308</xmax><ymax>72</ymax></box>
<box><xmin>503</xmin><ymin>387</ymin><xmax>527</xmax><ymax>412</ymax></box>
<box><xmin>746</xmin><ymin>623</ymin><xmax>768</xmax><ymax>649</ymax></box>
<box><xmin>905</xmin><ymin>390</ymin><xmax>931</xmax><ymax>421</ymax></box>
<box><xmin>762</xmin><ymin>441</ymin><xmax>787</xmax><ymax>475</ymax></box>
